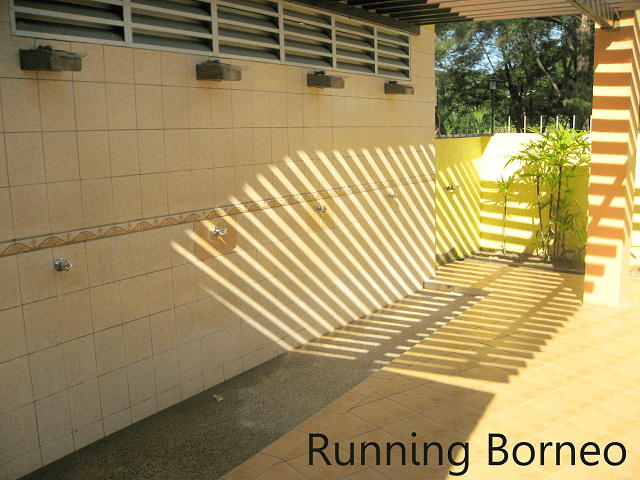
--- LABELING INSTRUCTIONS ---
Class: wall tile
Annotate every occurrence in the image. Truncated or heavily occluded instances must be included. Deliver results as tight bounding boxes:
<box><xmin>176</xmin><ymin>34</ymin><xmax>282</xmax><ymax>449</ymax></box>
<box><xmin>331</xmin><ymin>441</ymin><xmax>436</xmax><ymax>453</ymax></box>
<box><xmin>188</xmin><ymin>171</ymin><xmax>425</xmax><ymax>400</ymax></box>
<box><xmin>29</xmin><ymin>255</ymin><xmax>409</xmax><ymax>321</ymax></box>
<box><xmin>203</xmin><ymin>367</ymin><xmax>223</xmax><ymax>390</ymax></box>
<box><xmin>164</xmin><ymin>129</ymin><xmax>190</xmax><ymax>172</ymax></box>
<box><xmin>175</xmin><ymin>301</ymin><xmax>199</xmax><ymax>346</ymax></box>
<box><xmin>11</xmin><ymin>184</ymin><xmax>51</xmax><ymax>238</ymax></box>
<box><xmin>172</xmin><ymin>263</ymin><xmax>197</xmax><ymax>307</ymax></box>
<box><xmin>98</xmin><ymin>368</ymin><xmax>129</xmax><ymax>417</ymax></box>
<box><xmin>73</xmin><ymin>420</ymin><xmax>103</xmax><ymax>450</ymax></box>
<box><xmin>143</xmin><ymin>227</ymin><xmax>171</xmax><ymax>273</ymax></box>
<box><xmin>40</xmin><ymin>434</ymin><xmax>74</xmax><ymax>466</ymax></box>
<box><xmin>0</xmin><ymin>135</ymin><xmax>7</xmax><ymax>189</ymax></box>
<box><xmin>189</xmin><ymin>129</ymin><xmax>212</xmax><ymax>170</ymax></box>
<box><xmin>160</xmin><ymin>52</ymin><xmax>186</xmax><ymax>87</ymax></box>
<box><xmin>131</xmin><ymin>396</ymin><xmax>157</xmax><ymax>423</ymax></box>
<box><xmin>232</xmin><ymin>128</ymin><xmax>253</xmax><ymax>167</ymax></box>
<box><xmin>119</xmin><ymin>275</ymin><xmax>149</xmax><ymax>323</ymax></box>
<box><xmin>213</xmin><ymin>166</ymin><xmax>235</xmax><ymax>206</ymax></box>
<box><xmin>154</xmin><ymin>348</ymin><xmax>179</xmax><ymax>393</ymax></box>
<box><xmin>22</xmin><ymin>297</ymin><xmax>61</xmax><ymax>353</ymax></box>
<box><xmin>269</xmin><ymin>92</ymin><xmax>288</xmax><ymax>128</ymax></box>
<box><xmin>135</xmin><ymin>85</ymin><xmax>163</xmax><ymax>130</ymax></box>
<box><xmin>115</xmin><ymin>231</ymin><xmax>146</xmax><ymax>280</ymax></box>
<box><xmin>81</xmin><ymin>178</ymin><xmax>114</xmax><ymax>227</ymax></box>
<box><xmin>67</xmin><ymin>378</ymin><xmax>101</xmax><ymax>430</ymax></box>
<box><xmin>112</xmin><ymin>175</ymin><xmax>142</xmax><ymax>222</ymax></box>
<box><xmin>251</xmin><ymin>91</ymin><xmax>270</xmax><ymax>128</ymax></box>
<box><xmin>150</xmin><ymin>309</ymin><xmax>177</xmax><ymax>355</ymax></box>
<box><xmin>222</xmin><ymin>322</ymin><xmax>242</xmax><ymax>362</ymax></box>
<box><xmin>0</xmin><ymin>356</ymin><xmax>32</xmax><ymax>415</ymax></box>
<box><xmin>167</xmin><ymin>171</ymin><xmax>192</xmax><ymax>214</ymax></box>
<box><xmin>0</xmin><ymin>404</ymin><xmax>39</xmax><ymax>463</ymax></box>
<box><xmin>123</xmin><ymin>316</ymin><xmax>152</xmax><ymax>364</ymax></box>
<box><xmin>77</xmin><ymin>131</ymin><xmax>111</xmax><ymax>180</ymax></box>
<box><xmin>271</xmin><ymin>128</ymin><xmax>288</xmax><ymax>164</ymax></box>
<box><xmin>30</xmin><ymin>344</ymin><xmax>67</xmax><ymax>399</ymax></box>
<box><xmin>64</xmin><ymin>335</ymin><xmax>97</xmax><ymax>387</ymax></box>
<box><xmin>103</xmin><ymin>408</ymin><xmax>131</xmax><ymax>436</ymax></box>
<box><xmin>250</xmin><ymin>62</ymin><xmax>270</xmax><ymax>91</ymax></box>
<box><xmin>53</xmin><ymin>242</ymin><xmax>89</xmax><ymax>295</ymax></box>
<box><xmin>191</xmin><ymin>168</ymin><xmax>215</xmax><ymax>212</ymax></box>
<box><xmin>178</xmin><ymin>339</ymin><xmax>202</xmax><ymax>382</ymax></box>
<box><xmin>127</xmin><ymin>357</ymin><xmax>155</xmax><ymax>405</ymax></box>
<box><xmin>106</xmin><ymin>83</ymin><xmax>137</xmax><ymax>130</ymax></box>
<box><xmin>268</xmin><ymin>63</ymin><xmax>287</xmax><ymax>92</ymax></box>
<box><xmin>90</xmin><ymin>282</ymin><xmax>122</xmax><ymax>332</ymax></box>
<box><xmin>109</xmin><ymin>131</ymin><xmax>139</xmax><ymax>177</ymax></box>
<box><xmin>74</xmin><ymin>82</ymin><xmax>108</xmax><ymax>131</ymax></box>
<box><xmin>34</xmin><ymin>390</ymin><xmax>71</xmax><ymax>446</ymax></box>
<box><xmin>231</xmin><ymin>90</ymin><xmax>252</xmax><ymax>128</ymax></box>
<box><xmin>211</xmin><ymin>129</ymin><xmax>234</xmax><ymax>169</ymax></box>
<box><xmin>140</xmin><ymin>173</ymin><xmax>168</xmax><ymax>218</ymax></box>
<box><xmin>17</xmin><ymin>248</ymin><xmax>56</xmax><ymax>304</ymax></box>
<box><xmin>0</xmin><ymin>79</ymin><xmax>40</xmax><ymax>132</ymax></box>
<box><xmin>188</xmin><ymin>88</ymin><xmax>211</xmax><ymax>129</ymax></box>
<box><xmin>5</xmin><ymin>132</ymin><xmax>45</xmax><ymax>186</ymax></box>
<box><xmin>42</xmin><ymin>132</ymin><xmax>80</xmax><ymax>183</ymax></box>
<box><xmin>303</xmin><ymin>95</ymin><xmax>319</xmax><ymax>128</ymax></box>
<box><xmin>48</xmin><ymin>180</ymin><xmax>84</xmax><ymax>233</ymax></box>
<box><xmin>201</xmin><ymin>331</ymin><xmax>223</xmax><ymax>372</ymax></box>
<box><xmin>181</xmin><ymin>375</ymin><xmax>202</xmax><ymax>400</ymax></box>
<box><xmin>104</xmin><ymin>46</ymin><xmax>134</xmax><ymax>84</ymax></box>
<box><xmin>58</xmin><ymin>289</ymin><xmax>92</xmax><ymax>342</ymax></box>
<box><xmin>71</xmin><ymin>43</ymin><xmax>105</xmax><ymax>82</ymax></box>
<box><xmin>39</xmin><ymin>80</ymin><xmax>76</xmax><ymax>131</ymax></box>
<box><xmin>162</xmin><ymin>86</ymin><xmax>188</xmax><ymax>129</ymax></box>
<box><xmin>169</xmin><ymin>222</ymin><xmax>194</xmax><ymax>267</ymax></box>
<box><xmin>147</xmin><ymin>269</ymin><xmax>174</xmax><ymax>315</ymax></box>
<box><xmin>86</xmin><ymin>236</ymin><xmax>117</xmax><ymax>287</ymax></box>
<box><xmin>138</xmin><ymin>129</ymin><xmax>166</xmax><ymax>174</ymax></box>
<box><xmin>0</xmin><ymin>255</ymin><xmax>21</xmax><ymax>310</ymax></box>
<box><xmin>286</xmin><ymin>66</ymin><xmax>303</xmax><ymax>94</ymax></box>
<box><xmin>94</xmin><ymin>326</ymin><xmax>125</xmax><ymax>375</ymax></box>
<box><xmin>0</xmin><ymin>307</ymin><xmax>25</xmax><ymax>367</ymax></box>
<box><xmin>210</xmin><ymin>89</ymin><xmax>232</xmax><ymax>129</ymax></box>
<box><xmin>157</xmin><ymin>385</ymin><xmax>181</xmax><ymax>410</ymax></box>
<box><xmin>133</xmin><ymin>49</ymin><xmax>161</xmax><ymax>85</ymax></box>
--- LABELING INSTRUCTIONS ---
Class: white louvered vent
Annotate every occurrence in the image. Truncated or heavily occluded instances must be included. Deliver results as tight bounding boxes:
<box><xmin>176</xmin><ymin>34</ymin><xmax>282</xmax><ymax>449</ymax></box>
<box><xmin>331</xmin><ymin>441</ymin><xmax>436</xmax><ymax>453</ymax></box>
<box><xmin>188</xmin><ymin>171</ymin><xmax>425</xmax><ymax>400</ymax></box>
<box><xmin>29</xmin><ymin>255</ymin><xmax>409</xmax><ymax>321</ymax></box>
<box><xmin>10</xmin><ymin>0</ymin><xmax>411</xmax><ymax>79</ymax></box>
<box><xmin>12</xmin><ymin>0</ymin><xmax>126</xmax><ymax>43</ymax></box>
<box><xmin>130</xmin><ymin>0</ymin><xmax>214</xmax><ymax>52</ymax></box>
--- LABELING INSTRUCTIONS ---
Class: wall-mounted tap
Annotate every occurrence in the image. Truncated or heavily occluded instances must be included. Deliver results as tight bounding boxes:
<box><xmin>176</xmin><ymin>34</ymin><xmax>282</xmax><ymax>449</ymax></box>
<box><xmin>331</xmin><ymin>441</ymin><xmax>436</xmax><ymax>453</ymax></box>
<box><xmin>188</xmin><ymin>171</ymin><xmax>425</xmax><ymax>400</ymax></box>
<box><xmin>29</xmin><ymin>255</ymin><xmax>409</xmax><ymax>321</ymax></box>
<box><xmin>316</xmin><ymin>205</ymin><xmax>327</xmax><ymax>214</ymax></box>
<box><xmin>54</xmin><ymin>258</ymin><xmax>72</xmax><ymax>272</ymax></box>
<box><xmin>446</xmin><ymin>185</ymin><xmax>461</xmax><ymax>192</ymax></box>
<box><xmin>211</xmin><ymin>226</ymin><xmax>227</xmax><ymax>237</ymax></box>
<box><xmin>388</xmin><ymin>191</ymin><xmax>398</xmax><ymax>199</ymax></box>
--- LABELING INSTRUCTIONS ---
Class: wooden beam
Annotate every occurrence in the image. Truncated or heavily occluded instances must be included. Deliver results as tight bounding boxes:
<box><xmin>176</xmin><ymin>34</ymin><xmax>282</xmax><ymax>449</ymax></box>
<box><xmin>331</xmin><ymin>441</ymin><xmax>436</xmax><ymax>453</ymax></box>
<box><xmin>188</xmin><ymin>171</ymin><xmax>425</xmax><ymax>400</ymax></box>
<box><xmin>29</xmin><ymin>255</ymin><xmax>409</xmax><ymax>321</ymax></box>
<box><xmin>287</xmin><ymin>0</ymin><xmax>421</xmax><ymax>33</ymax></box>
<box><xmin>563</xmin><ymin>0</ymin><xmax>619</xmax><ymax>28</ymax></box>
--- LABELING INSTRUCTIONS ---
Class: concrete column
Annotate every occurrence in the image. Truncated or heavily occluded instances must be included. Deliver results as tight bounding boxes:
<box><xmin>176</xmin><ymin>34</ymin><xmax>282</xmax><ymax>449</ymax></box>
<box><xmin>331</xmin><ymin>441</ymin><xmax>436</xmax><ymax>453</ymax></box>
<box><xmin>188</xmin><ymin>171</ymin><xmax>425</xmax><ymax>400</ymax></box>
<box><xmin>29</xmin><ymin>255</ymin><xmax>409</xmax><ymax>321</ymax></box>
<box><xmin>584</xmin><ymin>11</ymin><xmax>639</xmax><ymax>306</ymax></box>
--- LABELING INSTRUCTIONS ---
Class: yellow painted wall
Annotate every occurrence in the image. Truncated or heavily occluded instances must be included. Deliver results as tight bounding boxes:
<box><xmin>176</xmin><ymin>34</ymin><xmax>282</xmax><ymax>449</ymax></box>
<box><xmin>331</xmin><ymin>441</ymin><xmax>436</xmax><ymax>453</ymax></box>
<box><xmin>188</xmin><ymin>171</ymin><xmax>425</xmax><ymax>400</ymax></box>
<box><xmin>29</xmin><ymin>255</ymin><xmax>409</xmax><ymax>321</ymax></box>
<box><xmin>0</xmin><ymin>2</ymin><xmax>438</xmax><ymax>476</ymax></box>
<box><xmin>434</xmin><ymin>136</ymin><xmax>490</xmax><ymax>262</ymax></box>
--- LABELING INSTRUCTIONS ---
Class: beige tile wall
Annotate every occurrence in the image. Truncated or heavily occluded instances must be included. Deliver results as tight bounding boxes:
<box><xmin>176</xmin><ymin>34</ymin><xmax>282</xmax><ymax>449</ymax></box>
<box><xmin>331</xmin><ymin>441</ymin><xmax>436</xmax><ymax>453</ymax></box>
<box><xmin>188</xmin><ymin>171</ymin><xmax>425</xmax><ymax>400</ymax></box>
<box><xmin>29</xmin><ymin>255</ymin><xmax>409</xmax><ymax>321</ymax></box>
<box><xmin>0</xmin><ymin>0</ymin><xmax>437</xmax><ymax>476</ymax></box>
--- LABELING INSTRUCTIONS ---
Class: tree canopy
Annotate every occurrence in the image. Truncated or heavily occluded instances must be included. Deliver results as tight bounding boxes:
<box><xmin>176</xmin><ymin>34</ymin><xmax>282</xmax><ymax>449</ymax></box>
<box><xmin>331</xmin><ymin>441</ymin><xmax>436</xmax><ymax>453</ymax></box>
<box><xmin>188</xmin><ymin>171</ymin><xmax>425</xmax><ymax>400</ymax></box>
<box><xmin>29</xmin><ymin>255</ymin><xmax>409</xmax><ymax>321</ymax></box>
<box><xmin>435</xmin><ymin>16</ymin><xmax>595</xmax><ymax>134</ymax></box>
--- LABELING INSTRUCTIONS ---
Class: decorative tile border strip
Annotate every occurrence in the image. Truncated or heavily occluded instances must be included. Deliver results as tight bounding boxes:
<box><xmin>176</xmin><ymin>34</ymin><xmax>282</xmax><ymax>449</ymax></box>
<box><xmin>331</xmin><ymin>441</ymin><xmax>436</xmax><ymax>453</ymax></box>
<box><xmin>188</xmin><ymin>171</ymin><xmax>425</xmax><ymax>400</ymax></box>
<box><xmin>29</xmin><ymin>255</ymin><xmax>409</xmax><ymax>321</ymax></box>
<box><xmin>0</xmin><ymin>175</ymin><xmax>435</xmax><ymax>257</ymax></box>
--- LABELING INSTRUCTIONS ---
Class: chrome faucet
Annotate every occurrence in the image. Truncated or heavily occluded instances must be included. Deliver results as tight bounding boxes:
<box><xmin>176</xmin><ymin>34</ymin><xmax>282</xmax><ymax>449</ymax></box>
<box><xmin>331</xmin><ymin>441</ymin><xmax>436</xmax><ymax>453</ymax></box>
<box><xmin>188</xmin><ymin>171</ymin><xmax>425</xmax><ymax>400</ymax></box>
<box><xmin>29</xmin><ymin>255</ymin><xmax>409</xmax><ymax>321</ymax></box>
<box><xmin>54</xmin><ymin>258</ymin><xmax>72</xmax><ymax>272</ymax></box>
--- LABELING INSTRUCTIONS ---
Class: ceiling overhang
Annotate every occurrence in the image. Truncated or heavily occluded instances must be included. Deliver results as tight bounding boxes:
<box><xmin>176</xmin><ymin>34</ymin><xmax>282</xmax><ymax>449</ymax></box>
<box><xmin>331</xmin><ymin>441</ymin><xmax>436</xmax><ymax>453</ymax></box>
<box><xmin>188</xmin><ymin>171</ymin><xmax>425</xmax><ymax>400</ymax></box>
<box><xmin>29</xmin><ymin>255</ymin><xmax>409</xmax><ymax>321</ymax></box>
<box><xmin>293</xmin><ymin>0</ymin><xmax>636</xmax><ymax>32</ymax></box>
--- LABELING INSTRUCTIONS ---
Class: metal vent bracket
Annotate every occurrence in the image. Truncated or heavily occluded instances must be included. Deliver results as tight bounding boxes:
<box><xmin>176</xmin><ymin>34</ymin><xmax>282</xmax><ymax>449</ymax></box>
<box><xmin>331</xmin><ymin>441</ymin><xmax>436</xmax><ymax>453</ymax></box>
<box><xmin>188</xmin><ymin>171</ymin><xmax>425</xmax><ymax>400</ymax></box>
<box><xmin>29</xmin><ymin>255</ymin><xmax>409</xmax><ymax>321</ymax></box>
<box><xmin>196</xmin><ymin>60</ymin><xmax>242</xmax><ymax>81</ymax></box>
<box><xmin>19</xmin><ymin>46</ymin><xmax>84</xmax><ymax>71</ymax></box>
<box><xmin>307</xmin><ymin>71</ymin><xmax>345</xmax><ymax>89</ymax></box>
<box><xmin>385</xmin><ymin>81</ymin><xmax>414</xmax><ymax>95</ymax></box>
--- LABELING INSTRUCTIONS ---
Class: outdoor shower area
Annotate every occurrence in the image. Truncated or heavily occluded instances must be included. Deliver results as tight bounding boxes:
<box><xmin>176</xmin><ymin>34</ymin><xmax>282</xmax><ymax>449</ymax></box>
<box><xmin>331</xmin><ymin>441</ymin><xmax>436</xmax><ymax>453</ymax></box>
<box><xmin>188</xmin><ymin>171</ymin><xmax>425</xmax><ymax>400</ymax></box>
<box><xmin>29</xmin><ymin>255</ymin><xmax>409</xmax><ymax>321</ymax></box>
<box><xmin>0</xmin><ymin>1</ymin><xmax>439</xmax><ymax>478</ymax></box>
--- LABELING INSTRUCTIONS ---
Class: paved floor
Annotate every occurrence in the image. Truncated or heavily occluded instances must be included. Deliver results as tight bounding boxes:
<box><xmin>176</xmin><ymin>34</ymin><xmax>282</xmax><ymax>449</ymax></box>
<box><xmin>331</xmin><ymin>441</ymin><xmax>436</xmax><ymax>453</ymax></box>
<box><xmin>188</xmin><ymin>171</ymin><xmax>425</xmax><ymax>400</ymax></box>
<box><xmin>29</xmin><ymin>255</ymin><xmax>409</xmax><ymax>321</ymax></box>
<box><xmin>20</xmin><ymin>263</ymin><xmax>487</xmax><ymax>480</ymax></box>
<box><xmin>223</xmin><ymin>261</ymin><xmax>640</xmax><ymax>480</ymax></box>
